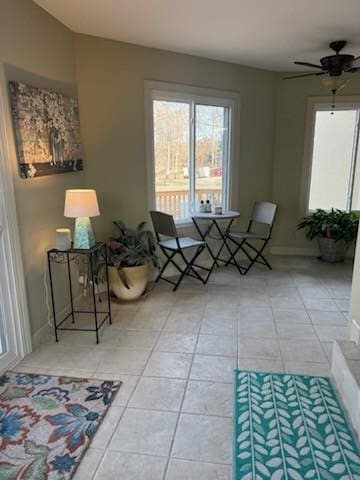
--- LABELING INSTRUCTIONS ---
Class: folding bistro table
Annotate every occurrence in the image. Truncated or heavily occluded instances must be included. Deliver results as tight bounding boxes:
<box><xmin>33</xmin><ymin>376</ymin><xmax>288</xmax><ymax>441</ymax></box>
<box><xmin>191</xmin><ymin>210</ymin><xmax>240</xmax><ymax>268</ymax></box>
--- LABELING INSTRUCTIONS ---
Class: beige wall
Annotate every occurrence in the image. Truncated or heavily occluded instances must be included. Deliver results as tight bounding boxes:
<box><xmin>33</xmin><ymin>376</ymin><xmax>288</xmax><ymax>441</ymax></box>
<box><xmin>73</xmin><ymin>35</ymin><xmax>276</xmax><ymax>241</ymax></box>
<box><xmin>0</xmin><ymin>0</ymin><xmax>84</xmax><ymax>335</ymax></box>
<box><xmin>271</xmin><ymin>73</ymin><xmax>360</xmax><ymax>252</ymax></box>
<box><xmin>4</xmin><ymin>1</ymin><xmax>360</xmax><ymax>337</ymax></box>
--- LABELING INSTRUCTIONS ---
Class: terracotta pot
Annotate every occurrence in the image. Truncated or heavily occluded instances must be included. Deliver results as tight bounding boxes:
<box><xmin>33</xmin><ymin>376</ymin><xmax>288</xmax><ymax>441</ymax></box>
<box><xmin>108</xmin><ymin>264</ymin><xmax>148</xmax><ymax>301</ymax></box>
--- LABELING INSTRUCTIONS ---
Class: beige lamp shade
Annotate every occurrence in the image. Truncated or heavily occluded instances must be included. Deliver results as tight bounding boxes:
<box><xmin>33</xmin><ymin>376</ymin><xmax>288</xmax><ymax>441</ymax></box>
<box><xmin>64</xmin><ymin>189</ymin><xmax>100</xmax><ymax>218</ymax></box>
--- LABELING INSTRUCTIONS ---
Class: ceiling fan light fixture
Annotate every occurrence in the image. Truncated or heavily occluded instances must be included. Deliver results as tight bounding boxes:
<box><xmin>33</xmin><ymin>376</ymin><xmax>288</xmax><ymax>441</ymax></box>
<box><xmin>321</xmin><ymin>75</ymin><xmax>349</xmax><ymax>94</ymax></box>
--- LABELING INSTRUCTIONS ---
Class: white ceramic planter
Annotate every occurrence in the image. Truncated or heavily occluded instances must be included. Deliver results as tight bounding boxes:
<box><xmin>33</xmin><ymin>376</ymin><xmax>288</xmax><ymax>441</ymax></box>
<box><xmin>108</xmin><ymin>264</ymin><xmax>148</xmax><ymax>301</ymax></box>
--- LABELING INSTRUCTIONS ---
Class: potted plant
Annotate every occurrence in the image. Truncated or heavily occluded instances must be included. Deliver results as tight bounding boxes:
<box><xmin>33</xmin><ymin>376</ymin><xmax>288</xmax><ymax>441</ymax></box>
<box><xmin>297</xmin><ymin>208</ymin><xmax>359</xmax><ymax>262</ymax></box>
<box><xmin>108</xmin><ymin>220</ymin><xmax>158</xmax><ymax>300</ymax></box>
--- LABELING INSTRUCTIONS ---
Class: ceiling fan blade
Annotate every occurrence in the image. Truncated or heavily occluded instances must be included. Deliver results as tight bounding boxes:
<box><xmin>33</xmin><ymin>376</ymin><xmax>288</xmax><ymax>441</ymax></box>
<box><xmin>283</xmin><ymin>72</ymin><xmax>326</xmax><ymax>80</ymax></box>
<box><xmin>350</xmin><ymin>56</ymin><xmax>360</xmax><ymax>67</ymax></box>
<box><xmin>294</xmin><ymin>61</ymin><xmax>323</xmax><ymax>69</ymax></box>
<box><xmin>347</xmin><ymin>67</ymin><xmax>360</xmax><ymax>73</ymax></box>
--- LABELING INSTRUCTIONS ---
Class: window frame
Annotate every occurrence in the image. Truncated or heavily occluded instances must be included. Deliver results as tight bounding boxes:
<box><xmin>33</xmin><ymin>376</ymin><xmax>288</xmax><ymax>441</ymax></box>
<box><xmin>144</xmin><ymin>81</ymin><xmax>240</xmax><ymax>225</ymax></box>
<box><xmin>300</xmin><ymin>96</ymin><xmax>360</xmax><ymax>216</ymax></box>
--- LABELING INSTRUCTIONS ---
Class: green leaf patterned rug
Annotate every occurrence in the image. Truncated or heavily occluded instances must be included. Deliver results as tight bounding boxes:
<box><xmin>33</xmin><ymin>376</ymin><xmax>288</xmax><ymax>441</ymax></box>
<box><xmin>0</xmin><ymin>371</ymin><xmax>121</xmax><ymax>479</ymax></box>
<box><xmin>234</xmin><ymin>371</ymin><xmax>360</xmax><ymax>480</ymax></box>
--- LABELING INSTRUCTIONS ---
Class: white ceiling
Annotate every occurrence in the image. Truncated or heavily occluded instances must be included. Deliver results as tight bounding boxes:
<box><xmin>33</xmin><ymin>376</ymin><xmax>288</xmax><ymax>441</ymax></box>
<box><xmin>34</xmin><ymin>0</ymin><xmax>360</xmax><ymax>72</ymax></box>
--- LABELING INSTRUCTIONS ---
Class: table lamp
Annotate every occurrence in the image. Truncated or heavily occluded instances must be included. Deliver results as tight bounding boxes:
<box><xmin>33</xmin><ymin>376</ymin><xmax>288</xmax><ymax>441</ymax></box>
<box><xmin>64</xmin><ymin>189</ymin><xmax>100</xmax><ymax>249</ymax></box>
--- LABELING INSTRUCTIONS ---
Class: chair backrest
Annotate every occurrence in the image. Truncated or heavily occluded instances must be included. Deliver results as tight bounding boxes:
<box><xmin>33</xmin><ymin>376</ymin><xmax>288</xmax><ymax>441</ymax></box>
<box><xmin>251</xmin><ymin>201</ymin><xmax>277</xmax><ymax>225</ymax></box>
<box><xmin>248</xmin><ymin>201</ymin><xmax>277</xmax><ymax>237</ymax></box>
<box><xmin>150</xmin><ymin>210</ymin><xmax>177</xmax><ymax>239</ymax></box>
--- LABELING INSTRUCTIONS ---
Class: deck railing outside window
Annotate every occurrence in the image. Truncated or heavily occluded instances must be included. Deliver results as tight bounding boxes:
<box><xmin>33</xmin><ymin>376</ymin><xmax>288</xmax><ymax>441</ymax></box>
<box><xmin>156</xmin><ymin>189</ymin><xmax>221</xmax><ymax>220</ymax></box>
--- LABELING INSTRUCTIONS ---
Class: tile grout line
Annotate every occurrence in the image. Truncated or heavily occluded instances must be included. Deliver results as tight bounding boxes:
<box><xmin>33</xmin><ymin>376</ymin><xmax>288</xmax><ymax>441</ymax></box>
<box><xmin>90</xmin><ymin>297</ymin><xmax>175</xmax><ymax>479</ymax></box>
<box><xmin>270</xmin><ymin>305</ymin><xmax>285</xmax><ymax>372</ymax></box>
<box><xmin>161</xmin><ymin>301</ymin><xmax>206</xmax><ymax>480</ymax></box>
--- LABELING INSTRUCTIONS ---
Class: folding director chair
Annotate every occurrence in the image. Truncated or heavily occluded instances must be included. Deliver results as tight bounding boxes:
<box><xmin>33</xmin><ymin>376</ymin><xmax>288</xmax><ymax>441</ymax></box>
<box><xmin>226</xmin><ymin>201</ymin><xmax>277</xmax><ymax>275</ymax></box>
<box><xmin>150</xmin><ymin>210</ymin><xmax>212</xmax><ymax>291</ymax></box>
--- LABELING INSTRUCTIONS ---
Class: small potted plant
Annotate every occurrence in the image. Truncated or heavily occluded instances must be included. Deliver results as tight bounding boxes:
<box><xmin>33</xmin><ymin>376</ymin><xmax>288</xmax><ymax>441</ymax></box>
<box><xmin>297</xmin><ymin>208</ymin><xmax>359</xmax><ymax>262</ymax></box>
<box><xmin>108</xmin><ymin>220</ymin><xmax>158</xmax><ymax>300</ymax></box>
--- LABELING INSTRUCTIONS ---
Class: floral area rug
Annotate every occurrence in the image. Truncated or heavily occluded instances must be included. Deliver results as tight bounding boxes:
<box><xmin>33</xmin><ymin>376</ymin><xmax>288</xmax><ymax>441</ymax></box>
<box><xmin>234</xmin><ymin>370</ymin><xmax>360</xmax><ymax>480</ymax></box>
<box><xmin>0</xmin><ymin>371</ymin><xmax>121</xmax><ymax>479</ymax></box>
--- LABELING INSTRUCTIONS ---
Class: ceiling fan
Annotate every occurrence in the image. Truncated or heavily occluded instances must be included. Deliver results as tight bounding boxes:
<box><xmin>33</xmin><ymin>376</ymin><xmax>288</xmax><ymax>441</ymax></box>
<box><xmin>283</xmin><ymin>41</ymin><xmax>360</xmax><ymax>109</ymax></box>
<box><xmin>284</xmin><ymin>41</ymin><xmax>360</xmax><ymax>80</ymax></box>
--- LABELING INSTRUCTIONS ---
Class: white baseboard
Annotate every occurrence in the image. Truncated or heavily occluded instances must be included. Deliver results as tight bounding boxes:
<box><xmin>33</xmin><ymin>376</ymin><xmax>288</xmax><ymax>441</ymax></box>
<box><xmin>0</xmin><ymin>355</ymin><xmax>24</xmax><ymax>374</ymax></box>
<box><xmin>31</xmin><ymin>292</ymin><xmax>84</xmax><ymax>349</ymax></box>
<box><xmin>270</xmin><ymin>245</ymin><xmax>355</xmax><ymax>258</ymax></box>
<box><xmin>350</xmin><ymin>319</ymin><xmax>360</xmax><ymax>345</ymax></box>
<box><xmin>270</xmin><ymin>246</ymin><xmax>319</xmax><ymax>256</ymax></box>
<box><xmin>31</xmin><ymin>323</ymin><xmax>53</xmax><ymax>349</ymax></box>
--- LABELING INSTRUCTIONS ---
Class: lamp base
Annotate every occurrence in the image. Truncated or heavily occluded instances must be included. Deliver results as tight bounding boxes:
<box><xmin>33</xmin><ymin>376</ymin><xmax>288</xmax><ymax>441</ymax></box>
<box><xmin>73</xmin><ymin>217</ymin><xmax>96</xmax><ymax>249</ymax></box>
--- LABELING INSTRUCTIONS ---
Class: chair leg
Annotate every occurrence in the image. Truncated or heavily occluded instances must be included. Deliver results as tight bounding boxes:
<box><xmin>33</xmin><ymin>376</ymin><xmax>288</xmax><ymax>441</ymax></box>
<box><xmin>225</xmin><ymin>236</ymin><xmax>241</xmax><ymax>266</ymax></box>
<box><xmin>246</xmin><ymin>238</ymin><xmax>272</xmax><ymax>270</ymax></box>
<box><xmin>155</xmin><ymin>250</ymin><xmax>176</xmax><ymax>282</ymax></box>
<box><xmin>225</xmin><ymin>238</ymin><xmax>245</xmax><ymax>275</ymax></box>
<box><xmin>157</xmin><ymin>244</ymin><xmax>211</xmax><ymax>291</ymax></box>
<box><xmin>226</xmin><ymin>237</ymin><xmax>272</xmax><ymax>275</ymax></box>
<box><xmin>173</xmin><ymin>246</ymin><xmax>206</xmax><ymax>291</ymax></box>
<box><xmin>243</xmin><ymin>240</ymin><xmax>271</xmax><ymax>274</ymax></box>
<box><xmin>178</xmin><ymin>247</ymin><xmax>208</xmax><ymax>284</ymax></box>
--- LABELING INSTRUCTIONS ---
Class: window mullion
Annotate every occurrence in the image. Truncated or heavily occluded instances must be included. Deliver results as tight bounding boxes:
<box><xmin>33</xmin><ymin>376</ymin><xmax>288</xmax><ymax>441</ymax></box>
<box><xmin>189</xmin><ymin>101</ymin><xmax>196</xmax><ymax>215</ymax></box>
<box><xmin>222</xmin><ymin>107</ymin><xmax>230</xmax><ymax>210</ymax></box>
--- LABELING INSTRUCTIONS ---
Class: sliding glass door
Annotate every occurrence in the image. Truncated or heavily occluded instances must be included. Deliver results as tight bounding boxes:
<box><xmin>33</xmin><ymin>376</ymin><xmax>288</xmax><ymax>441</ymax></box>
<box><xmin>0</xmin><ymin>183</ymin><xmax>19</xmax><ymax>370</ymax></box>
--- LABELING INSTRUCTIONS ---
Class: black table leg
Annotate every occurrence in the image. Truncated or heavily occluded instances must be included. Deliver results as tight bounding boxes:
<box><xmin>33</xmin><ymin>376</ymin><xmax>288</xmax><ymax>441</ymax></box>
<box><xmin>67</xmin><ymin>252</ymin><xmax>75</xmax><ymax>323</ymax></box>
<box><xmin>104</xmin><ymin>244</ymin><xmax>112</xmax><ymax>325</ymax></box>
<box><xmin>89</xmin><ymin>251</ymin><xmax>99</xmax><ymax>344</ymax></box>
<box><xmin>192</xmin><ymin>218</ymin><xmax>220</xmax><ymax>267</ymax></box>
<box><xmin>47</xmin><ymin>252</ymin><xmax>58</xmax><ymax>342</ymax></box>
<box><xmin>212</xmin><ymin>218</ymin><xmax>235</xmax><ymax>264</ymax></box>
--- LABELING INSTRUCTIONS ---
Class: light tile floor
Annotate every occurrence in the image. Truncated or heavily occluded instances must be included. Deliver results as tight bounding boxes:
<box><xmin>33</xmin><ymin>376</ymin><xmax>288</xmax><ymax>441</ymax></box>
<box><xmin>14</xmin><ymin>255</ymin><xmax>353</xmax><ymax>479</ymax></box>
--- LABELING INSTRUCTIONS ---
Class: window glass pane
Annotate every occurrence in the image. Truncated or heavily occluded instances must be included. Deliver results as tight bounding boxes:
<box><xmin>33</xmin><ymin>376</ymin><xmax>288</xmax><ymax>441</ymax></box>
<box><xmin>153</xmin><ymin>100</ymin><xmax>190</xmax><ymax>220</ymax></box>
<box><xmin>309</xmin><ymin>109</ymin><xmax>357</xmax><ymax>211</ymax></box>
<box><xmin>195</xmin><ymin>104</ymin><xmax>228</xmax><ymax>211</ymax></box>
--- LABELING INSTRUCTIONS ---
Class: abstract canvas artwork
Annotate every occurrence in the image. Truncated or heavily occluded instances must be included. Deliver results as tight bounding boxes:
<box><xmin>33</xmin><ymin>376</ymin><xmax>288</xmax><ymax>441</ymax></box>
<box><xmin>9</xmin><ymin>81</ymin><xmax>83</xmax><ymax>179</ymax></box>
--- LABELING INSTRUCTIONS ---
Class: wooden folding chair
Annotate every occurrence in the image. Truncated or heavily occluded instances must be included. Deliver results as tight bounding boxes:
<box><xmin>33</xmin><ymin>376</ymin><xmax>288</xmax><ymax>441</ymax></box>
<box><xmin>226</xmin><ymin>201</ymin><xmax>277</xmax><ymax>275</ymax></box>
<box><xmin>150</xmin><ymin>210</ymin><xmax>212</xmax><ymax>291</ymax></box>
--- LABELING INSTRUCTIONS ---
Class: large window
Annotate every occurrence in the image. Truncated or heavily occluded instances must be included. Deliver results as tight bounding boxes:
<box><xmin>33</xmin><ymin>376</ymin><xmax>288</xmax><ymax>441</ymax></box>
<box><xmin>147</xmin><ymin>86</ymin><xmax>234</xmax><ymax>222</ymax></box>
<box><xmin>307</xmin><ymin>105</ymin><xmax>360</xmax><ymax>212</ymax></box>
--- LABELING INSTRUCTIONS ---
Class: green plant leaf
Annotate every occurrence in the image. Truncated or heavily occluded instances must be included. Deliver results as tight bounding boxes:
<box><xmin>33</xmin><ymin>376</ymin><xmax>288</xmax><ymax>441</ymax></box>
<box><xmin>31</xmin><ymin>396</ymin><xmax>58</xmax><ymax>410</ymax></box>
<box><xmin>0</xmin><ymin>462</ymin><xmax>21</xmax><ymax>480</ymax></box>
<box><xmin>297</xmin><ymin>209</ymin><xmax>359</xmax><ymax>242</ymax></box>
<box><xmin>0</xmin><ymin>386</ymin><xmax>33</xmax><ymax>400</ymax></box>
<box><xmin>23</xmin><ymin>457</ymin><xmax>49</xmax><ymax>480</ymax></box>
<box><xmin>108</xmin><ymin>220</ymin><xmax>158</xmax><ymax>269</ymax></box>
<box><xmin>24</xmin><ymin>440</ymin><xmax>50</xmax><ymax>457</ymax></box>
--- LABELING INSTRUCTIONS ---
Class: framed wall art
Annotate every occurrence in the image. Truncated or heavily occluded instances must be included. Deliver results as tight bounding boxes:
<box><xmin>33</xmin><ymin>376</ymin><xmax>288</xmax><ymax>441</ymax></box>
<box><xmin>9</xmin><ymin>81</ymin><xmax>83</xmax><ymax>179</ymax></box>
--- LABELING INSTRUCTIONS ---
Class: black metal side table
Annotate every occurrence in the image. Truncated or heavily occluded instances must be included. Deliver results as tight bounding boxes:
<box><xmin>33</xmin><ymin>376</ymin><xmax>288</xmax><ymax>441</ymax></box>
<box><xmin>47</xmin><ymin>242</ymin><xmax>112</xmax><ymax>344</ymax></box>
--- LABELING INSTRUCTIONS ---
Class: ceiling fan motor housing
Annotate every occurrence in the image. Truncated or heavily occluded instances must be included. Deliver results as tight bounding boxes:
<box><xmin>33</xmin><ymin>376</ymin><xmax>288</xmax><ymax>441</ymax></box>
<box><xmin>320</xmin><ymin>54</ymin><xmax>354</xmax><ymax>76</ymax></box>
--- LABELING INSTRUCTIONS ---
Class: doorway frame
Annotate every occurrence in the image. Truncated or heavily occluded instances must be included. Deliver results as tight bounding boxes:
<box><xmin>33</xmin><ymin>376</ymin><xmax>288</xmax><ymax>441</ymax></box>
<box><xmin>0</xmin><ymin>62</ymin><xmax>32</xmax><ymax>369</ymax></box>
<box><xmin>299</xmin><ymin>95</ymin><xmax>360</xmax><ymax>218</ymax></box>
